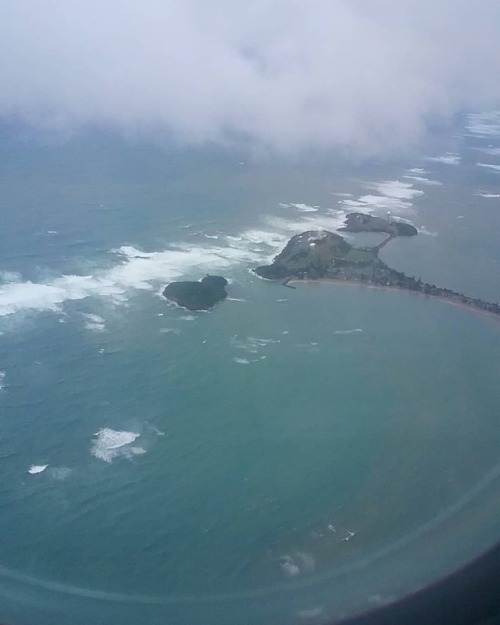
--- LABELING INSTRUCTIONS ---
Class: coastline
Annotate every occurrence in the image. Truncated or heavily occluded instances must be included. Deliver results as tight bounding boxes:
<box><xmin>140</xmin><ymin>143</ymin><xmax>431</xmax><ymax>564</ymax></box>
<box><xmin>287</xmin><ymin>278</ymin><xmax>500</xmax><ymax>320</ymax></box>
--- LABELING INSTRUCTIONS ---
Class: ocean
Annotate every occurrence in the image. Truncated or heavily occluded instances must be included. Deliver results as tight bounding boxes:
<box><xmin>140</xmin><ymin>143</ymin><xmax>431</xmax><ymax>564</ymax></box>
<box><xmin>0</xmin><ymin>113</ymin><xmax>500</xmax><ymax>625</ymax></box>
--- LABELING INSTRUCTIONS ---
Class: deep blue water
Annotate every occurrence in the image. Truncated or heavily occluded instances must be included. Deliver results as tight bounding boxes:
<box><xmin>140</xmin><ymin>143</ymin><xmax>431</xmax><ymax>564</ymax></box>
<box><xmin>0</xmin><ymin>114</ymin><xmax>500</xmax><ymax>624</ymax></box>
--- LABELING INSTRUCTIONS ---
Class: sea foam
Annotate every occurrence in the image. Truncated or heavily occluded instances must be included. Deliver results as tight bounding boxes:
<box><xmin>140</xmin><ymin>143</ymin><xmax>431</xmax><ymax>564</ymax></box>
<box><xmin>28</xmin><ymin>464</ymin><xmax>48</xmax><ymax>474</ymax></box>
<box><xmin>477</xmin><ymin>162</ymin><xmax>500</xmax><ymax>172</ymax></box>
<box><xmin>425</xmin><ymin>153</ymin><xmax>461</xmax><ymax>166</ymax></box>
<box><xmin>91</xmin><ymin>428</ymin><xmax>142</xmax><ymax>463</ymax></box>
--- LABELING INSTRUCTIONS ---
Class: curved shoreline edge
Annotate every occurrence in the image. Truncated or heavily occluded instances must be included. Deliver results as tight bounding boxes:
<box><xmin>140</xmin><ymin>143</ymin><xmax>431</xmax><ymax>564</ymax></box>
<box><xmin>287</xmin><ymin>278</ymin><xmax>500</xmax><ymax>320</ymax></box>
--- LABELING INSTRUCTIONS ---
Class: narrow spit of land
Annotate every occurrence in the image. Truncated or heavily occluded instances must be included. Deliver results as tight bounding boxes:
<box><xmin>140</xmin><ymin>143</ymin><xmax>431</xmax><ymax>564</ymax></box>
<box><xmin>253</xmin><ymin>212</ymin><xmax>500</xmax><ymax>317</ymax></box>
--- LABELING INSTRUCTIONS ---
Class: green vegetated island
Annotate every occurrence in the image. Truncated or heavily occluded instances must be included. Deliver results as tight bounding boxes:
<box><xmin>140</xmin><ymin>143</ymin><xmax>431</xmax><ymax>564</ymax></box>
<box><xmin>163</xmin><ymin>275</ymin><xmax>228</xmax><ymax>311</ymax></box>
<box><xmin>253</xmin><ymin>212</ymin><xmax>500</xmax><ymax>316</ymax></box>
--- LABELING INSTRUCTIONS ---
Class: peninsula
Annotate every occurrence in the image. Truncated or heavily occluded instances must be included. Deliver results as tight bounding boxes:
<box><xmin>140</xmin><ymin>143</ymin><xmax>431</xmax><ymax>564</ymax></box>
<box><xmin>254</xmin><ymin>213</ymin><xmax>500</xmax><ymax>316</ymax></box>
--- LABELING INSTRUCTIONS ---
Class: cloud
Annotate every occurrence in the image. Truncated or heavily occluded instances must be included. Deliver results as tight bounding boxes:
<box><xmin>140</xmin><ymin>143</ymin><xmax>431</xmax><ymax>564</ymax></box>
<box><xmin>1</xmin><ymin>0</ymin><xmax>500</xmax><ymax>155</ymax></box>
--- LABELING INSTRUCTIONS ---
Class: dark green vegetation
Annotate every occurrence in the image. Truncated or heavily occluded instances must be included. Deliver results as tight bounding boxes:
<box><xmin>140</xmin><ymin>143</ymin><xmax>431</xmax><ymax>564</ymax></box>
<box><xmin>254</xmin><ymin>214</ymin><xmax>500</xmax><ymax>316</ymax></box>
<box><xmin>339</xmin><ymin>212</ymin><xmax>418</xmax><ymax>237</ymax></box>
<box><xmin>163</xmin><ymin>275</ymin><xmax>228</xmax><ymax>311</ymax></box>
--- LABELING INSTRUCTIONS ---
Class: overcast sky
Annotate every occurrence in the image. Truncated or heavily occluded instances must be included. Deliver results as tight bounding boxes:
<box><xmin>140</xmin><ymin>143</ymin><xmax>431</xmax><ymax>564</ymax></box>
<box><xmin>1</xmin><ymin>0</ymin><xmax>500</xmax><ymax>155</ymax></box>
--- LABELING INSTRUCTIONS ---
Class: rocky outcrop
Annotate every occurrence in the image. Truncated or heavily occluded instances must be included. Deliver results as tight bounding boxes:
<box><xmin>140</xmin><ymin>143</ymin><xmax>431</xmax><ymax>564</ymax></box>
<box><xmin>338</xmin><ymin>212</ymin><xmax>418</xmax><ymax>237</ymax></box>
<box><xmin>254</xmin><ymin>230</ymin><xmax>351</xmax><ymax>280</ymax></box>
<box><xmin>163</xmin><ymin>275</ymin><xmax>228</xmax><ymax>311</ymax></box>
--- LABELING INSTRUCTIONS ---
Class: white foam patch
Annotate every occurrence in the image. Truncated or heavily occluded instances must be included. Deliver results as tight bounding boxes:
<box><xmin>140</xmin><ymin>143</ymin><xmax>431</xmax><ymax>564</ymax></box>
<box><xmin>233</xmin><ymin>357</ymin><xmax>250</xmax><ymax>365</ymax></box>
<box><xmin>477</xmin><ymin>162</ymin><xmax>500</xmax><ymax>172</ymax></box>
<box><xmin>28</xmin><ymin>464</ymin><xmax>48</xmax><ymax>474</ymax></box>
<box><xmin>289</xmin><ymin>203</ymin><xmax>319</xmax><ymax>213</ymax></box>
<box><xmin>0</xmin><ymin>371</ymin><xmax>5</xmax><ymax>390</ymax></box>
<box><xmin>466</xmin><ymin>111</ymin><xmax>500</xmax><ymax>138</ymax></box>
<box><xmin>331</xmin><ymin>192</ymin><xmax>353</xmax><ymax>197</ymax></box>
<box><xmin>48</xmin><ymin>467</ymin><xmax>73</xmax><ymax>480</ymax></box>
<box><xmin>476</xmin><ymin>192</ymin><xmax>500</xmax><ymax>198</ymax></box>
<box><xmin>418</xmin><ymin>226</ymin><xmax>439</xmax><ymax>237</ymax></box>
<box><xmin>0</xmin><ymin>271</ymin><xmax>22</xmax><ymax>283</ymax></box>
<box><xmin>91</xmin><ymin>428</ymin><xmax>141</xmax><ymax>463</ymax></box>
<box><xmin>264</xmin><ymin>211</ymin><xmax>348</xmax><ymax>236</ymax></box>
<box><xmin>340</xmin><ymin>180</ymin><xmax>424</xmax><ymax>216</ymax></box>
<box><xmin>159</xmin><ymin>327</ymin><xmax>181</xmax><ymax>334</ymax></box>
<box><xmin>280</xmin><ymin>552</ymin><xmax>315</xmax><ymax>578</ymax></box>
<box><xmin>403</xmin><ymin>175</ymin><xmax>442</xmax><ymax>186</ymax></box>
<box><xmin>333</xmin><ymin>328</ymin><xmax>363</xmax><ymax>335</ymax></box>
<box><xmin>82</xmin><ymin>313</ymin><xmax>106</xmax><ymax>332</ymax></box>
<box><xmin>426</xmin><ymin>153</ymin><xmax>461</xmax><ymax>165</ymax></box>
<box><xmin>0</xmin><ymin>238</ymin><xmax>263</xmax><ymax>318</ymax></box>
<box><xmin>474</xmin><ymin>147</ymin><xmax>500</xmax><ymax>156</ymax></box>
<box><xmin>339</xmin><ymin>199</ymin><xmax>364</xmax><ymax>207</ymax></box>
<box><xmin>231</xmin><ymin>335</ymin><xmax>280</xmax><ymax>354</ymax></box>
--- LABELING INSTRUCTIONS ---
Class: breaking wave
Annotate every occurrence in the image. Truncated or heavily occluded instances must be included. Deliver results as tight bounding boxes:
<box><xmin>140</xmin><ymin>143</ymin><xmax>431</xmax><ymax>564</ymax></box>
<box><xmin>91</xmin><ymin>428</ymin><xmax>142</xmax><ymax>463</ymax></box>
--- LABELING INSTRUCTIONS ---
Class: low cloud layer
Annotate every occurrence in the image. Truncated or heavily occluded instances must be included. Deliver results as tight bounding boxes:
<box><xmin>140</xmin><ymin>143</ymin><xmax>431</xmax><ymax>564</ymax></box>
<box><xmin>1</xmin><ymin>0</ymin><xmax>500</xmax><ymax>154</ymax></box>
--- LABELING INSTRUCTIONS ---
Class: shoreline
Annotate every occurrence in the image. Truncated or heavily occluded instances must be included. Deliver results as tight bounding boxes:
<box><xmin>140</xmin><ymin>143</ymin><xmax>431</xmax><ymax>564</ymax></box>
<box><xmin>287</xmin><ymin>278</ymin><xmax>500</xmax><ymax>320</ymax></box>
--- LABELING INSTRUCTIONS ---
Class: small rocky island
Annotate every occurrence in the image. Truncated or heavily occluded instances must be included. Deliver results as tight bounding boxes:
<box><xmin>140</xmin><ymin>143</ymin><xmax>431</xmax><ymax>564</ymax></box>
<box><xmin>254</xmin><ymin>213</ymin><xmax>500</xmax><ymax>316</ymax></box>
<box><xmin>163</xmin><ymin>275</ymin><xmax>228</xmax><ymax>311</ymax></box>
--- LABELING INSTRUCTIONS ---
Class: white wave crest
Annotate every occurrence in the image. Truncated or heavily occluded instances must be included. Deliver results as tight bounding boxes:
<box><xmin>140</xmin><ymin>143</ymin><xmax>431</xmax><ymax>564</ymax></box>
<box><xmin>82</xmin><ymin>313</ymin><xmax>106</xmax><ymax>332</ymax></box>
<box><xmin>91</xmin><ymin>428</ymin><xmax>141</xmax><ymax>463</ymax></box>
<box><xmin>477</xmin><ymin>162</ymin><xmax>500</xmax><ymax>172</ymax></box>
<box><xmin>233</xmin><ymin>357</ymin><xmax>250</xmax><ymax>365</ymax></box>
<box><xmin>28</xmin><ymin>464</ymin><xmax>48</xmax><ymax>474</ymax></box>
<box><xmin>289</xmin><ymin>203</ymin><xmax>319</xmax><ymax>212</ymax></box>
<box><xmin>0</xmin><ymin>371</ymin><xmax>5</xmax><ymax>390</ymax></box>
<box><xmin>466</xmin><ymin>111</ymin><xmax>500</xmax><ymax>138</ymax></box>
<box><xmin>340</xmin><ymin>180</ymin><xmax>423</xmax><ymax>216</ymax></box>
<box><xmin>0</xmin><ymin>238</ymin><xmax>263</xmax><ymax>318</ymax></box>
<box><xmin>476</xmin><ymin>192</ymin><xmax>500</xmax><ymax>198</ymax></box>
<box><xmin>418</xmin><ymin>226</ymin><xmax>438</xmax><ymax>237</ymax></box>
<box><xmin>231</xmin><ymin>335</ymin><xmax>280</xmax><ymax>354</ymax></box>
<box><xmin>426</xmin><ymin>153</ymin><xmax>461</xmax><ymax>166</ymax></box>
<box><xmin>333</xmin><ymin>328</ymin><xmax>363</xmax><ymax>335</ymax></box>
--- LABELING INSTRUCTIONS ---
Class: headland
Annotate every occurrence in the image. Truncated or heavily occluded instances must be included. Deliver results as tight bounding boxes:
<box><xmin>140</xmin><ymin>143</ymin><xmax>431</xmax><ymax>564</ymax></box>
<box><xmin>254</xmin><ymin>213</ymin><xmax>500</xmax><ymax>316</ymax></box>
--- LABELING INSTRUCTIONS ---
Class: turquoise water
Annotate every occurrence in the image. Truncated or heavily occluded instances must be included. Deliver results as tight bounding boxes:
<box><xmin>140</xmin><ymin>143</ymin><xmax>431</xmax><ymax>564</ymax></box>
<box><xmin>0</xmin><ymin>116</ymin><xmax>500</xmax><ymax>624</ymax></box>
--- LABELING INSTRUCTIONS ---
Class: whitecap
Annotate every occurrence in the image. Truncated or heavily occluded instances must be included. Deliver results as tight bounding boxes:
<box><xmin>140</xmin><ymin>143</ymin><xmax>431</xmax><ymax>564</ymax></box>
<box><xmin>340</xmin><ymin>180</ymin><xmax>424</xmax><ymax>217</ymax></box>
<box><xmin>91</xmin><ymin>428</ymin><xmax>141</xmax><ymax>463</ymax></box>
<box><xmin>477</xmin><ymin>162</ymin><xmax>500</xmax><ymax>172</ymax></box>
<box><xmin>425</xmin><ymin>153</ymin><xmax>461</xmax><ymax>166</ymax></box>
<box><xmin>159</xmin><ymin>327</ymin><xmax>181</xmax><ymax>334</ymax></box>
<box><xmin>476</xmin><ymin>193</ymin><xmax>500</xmax><ymax>198</ymax></box>
<box><xmin>231</xmin><ymin>336</ymin><xmax>280</xmax><ymax>354</ymax></box>
<box><xmin>233</xmin><ymin>357</ymin><xmax>250</xmax><ymax>365</ymax></box>
<box><xmin>289</xmin><ymin>203</ymin><xmax>319</xmax><ymax>213</ymax></box>
<box><xmin>0</xmin><ymin>271</ymin><xmax>22</xmax><ymax>283</ymax></box>
<box><xmin>280</xmin><ymin>556</ymin><xmax>300</xmax><ymax>577</ymax></box>
<box><xmin>466</xmin><ymin>111</ymin><xmax>500</xmax><ymax>137</ymax></box>
<box><xmin>0</xmin><ymin>371</ymin><xmax>5</xmax><ymax>390</ymax></box>
<box><xmin>334</xmin><ymin>328</ymin><xmax>363</xmax><ymax>335</ymax></box>
<box><xmin>403</xmin><ymin>175</ymin><xmax>442</xmax><ymax>186</ymax></box>
<box><xmin>28</xmin><ymin>464</ymin><xmax>48</xmax><ymax>474</ymax></box>
<box><xmin>418</xmin><ymin>226</ymin><xmax>439</xmax><ymax>237</ymax></box>
<box><xmin>82</xmin><ymin>313</ymin><xmax>106</xmax><ymax>332</ymax></box>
